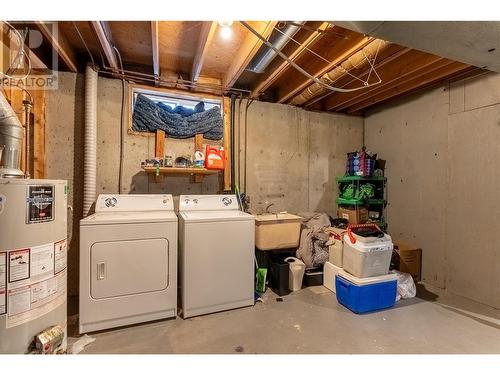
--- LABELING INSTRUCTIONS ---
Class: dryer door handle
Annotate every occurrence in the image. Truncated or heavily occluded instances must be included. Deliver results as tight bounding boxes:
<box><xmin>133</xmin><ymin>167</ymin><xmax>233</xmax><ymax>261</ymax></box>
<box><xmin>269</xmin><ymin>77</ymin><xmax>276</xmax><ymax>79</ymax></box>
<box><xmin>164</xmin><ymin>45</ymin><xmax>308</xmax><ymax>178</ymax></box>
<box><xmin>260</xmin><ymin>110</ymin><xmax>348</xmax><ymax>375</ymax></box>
<box><xmin>97</xmin><ymin>262</ymin><xmax>106</xmax><ymax>280</ymax></box>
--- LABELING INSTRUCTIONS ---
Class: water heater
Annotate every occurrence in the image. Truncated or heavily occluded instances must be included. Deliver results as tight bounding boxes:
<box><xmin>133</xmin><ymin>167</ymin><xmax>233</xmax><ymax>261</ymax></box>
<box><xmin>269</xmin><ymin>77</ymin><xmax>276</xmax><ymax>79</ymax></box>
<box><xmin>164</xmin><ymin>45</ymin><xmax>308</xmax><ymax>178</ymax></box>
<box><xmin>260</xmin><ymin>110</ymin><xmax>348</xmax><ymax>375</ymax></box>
<box><xmin>0</xmin><ymin>178</ymin><xmax>68</xmax><ymax>353</ymax></box>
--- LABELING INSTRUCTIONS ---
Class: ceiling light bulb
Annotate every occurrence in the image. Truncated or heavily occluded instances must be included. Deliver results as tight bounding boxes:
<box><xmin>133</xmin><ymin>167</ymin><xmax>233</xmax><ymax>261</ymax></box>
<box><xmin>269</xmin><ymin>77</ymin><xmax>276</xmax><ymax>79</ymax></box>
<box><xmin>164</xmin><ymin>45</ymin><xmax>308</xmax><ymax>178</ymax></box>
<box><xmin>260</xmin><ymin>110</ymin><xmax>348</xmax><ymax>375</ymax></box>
<box><xmin>220</xmin><ymin>25</ymin><xmax>232</xmax><ymax>40</ymax></box>
<box><xmin>218</xmin><ymin>20</ymin><xmax>233</xmax><ymax>27</ymax></box>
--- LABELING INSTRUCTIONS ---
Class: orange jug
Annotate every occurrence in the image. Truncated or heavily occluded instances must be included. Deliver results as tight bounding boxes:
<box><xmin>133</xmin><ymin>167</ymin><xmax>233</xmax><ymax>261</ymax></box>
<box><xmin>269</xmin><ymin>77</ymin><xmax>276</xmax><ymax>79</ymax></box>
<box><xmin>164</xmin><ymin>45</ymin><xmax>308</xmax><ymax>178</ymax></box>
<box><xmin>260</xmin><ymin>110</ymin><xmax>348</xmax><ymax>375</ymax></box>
<box><xmin>205</xmin><ymin>145</ymin><xmax>225</xmax><ymax>170</ymax></box>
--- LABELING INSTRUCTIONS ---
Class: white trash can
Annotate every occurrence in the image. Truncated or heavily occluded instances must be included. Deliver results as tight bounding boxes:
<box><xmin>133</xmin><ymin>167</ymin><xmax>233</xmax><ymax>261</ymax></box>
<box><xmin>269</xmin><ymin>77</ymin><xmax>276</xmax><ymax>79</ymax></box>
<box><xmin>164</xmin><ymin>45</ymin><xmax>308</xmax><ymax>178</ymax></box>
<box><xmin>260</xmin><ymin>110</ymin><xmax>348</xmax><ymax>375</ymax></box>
<box><xmin>285</xmin><ymin>257</ymin><xmax>305</xmax><ymax>291</ymax></box>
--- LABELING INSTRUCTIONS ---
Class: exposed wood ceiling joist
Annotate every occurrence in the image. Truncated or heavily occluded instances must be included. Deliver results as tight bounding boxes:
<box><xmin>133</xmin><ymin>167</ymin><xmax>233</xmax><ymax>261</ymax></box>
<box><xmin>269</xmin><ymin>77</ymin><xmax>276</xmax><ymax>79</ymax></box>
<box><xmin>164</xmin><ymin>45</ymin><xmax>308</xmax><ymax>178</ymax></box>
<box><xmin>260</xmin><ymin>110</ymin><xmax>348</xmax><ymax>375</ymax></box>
<box><xmin>35</xmin><ymin>21</ymin><xmax>78</xmax><ymax>72</ymax></box>
<box><xmin>191</xmin><ymin>21</ymin><xmax>217</xmax><ymax>82</ymax></box>
<box><xmin>335</xmin><ymin>21</ymin><xmax>500</xmax><ymax>73</ymax></box>
<box><xmin>250</xmin><ymin>22</ymin><xmax>331</xmax><ymax>99</ymax></box>
<box><xmin>276</xmin><ymin>34</ymin><xmax>373</xmax><ymax>104</ymax></box>
<box><xmin>305</xmin><ymin>47</ymin><xmax>412</xmax><ymax>108</ymax></box>
<box><xmin>2</xmin><ymin>23</ymin><xmax>47</xmax><ymax>71</ymax></box>
<box><xmin>90</xmin><ymin>21</ymin><xmax>118</xmax><ymax>69</ymax></box>
<box><xmin>223</xmin><ymin>21</ymin><xmax>278</xmax><ymax>90</ymax></box>
<box><xmin>157</xmin><ymin>21</ymin><xmax>201</xmax><ymax>78</ymax></box>
<box><xmin>49</xmin><ymin>21</ymin><xmax>476</xmax><ymax>115</ymax></box>
<box><xmin>151</xmin><ymin>21</ymin><xmax>160</xmax><ymax>78</ymax></box>
<box><xmin>347</xmin><ymin>61</ymin><xmax>471</xmax><ymax>114</ymax></box>
<box><xmin>290</xmin><ymin>39</ymin><xmax>393</xmax><ymax>106</ymax></box>
<box><xmin>322</xmin><ymin>51</ymin><xmax>444</xmax><ymax>111</ymax></box>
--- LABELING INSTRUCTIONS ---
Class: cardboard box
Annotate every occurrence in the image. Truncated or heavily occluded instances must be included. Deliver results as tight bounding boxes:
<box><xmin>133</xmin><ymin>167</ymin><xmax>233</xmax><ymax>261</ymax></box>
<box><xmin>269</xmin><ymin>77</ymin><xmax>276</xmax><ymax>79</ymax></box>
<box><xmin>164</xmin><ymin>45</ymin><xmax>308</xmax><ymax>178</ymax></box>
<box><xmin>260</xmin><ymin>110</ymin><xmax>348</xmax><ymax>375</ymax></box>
<box><xmin>337</xmin><ymin>207</ymin><xmax>368</xmax><ymax>224</ymax></box>
<box><xmin>394</xmin><ymin>241</ymin><xmax>422</xmax><ymax>282</ymax></box>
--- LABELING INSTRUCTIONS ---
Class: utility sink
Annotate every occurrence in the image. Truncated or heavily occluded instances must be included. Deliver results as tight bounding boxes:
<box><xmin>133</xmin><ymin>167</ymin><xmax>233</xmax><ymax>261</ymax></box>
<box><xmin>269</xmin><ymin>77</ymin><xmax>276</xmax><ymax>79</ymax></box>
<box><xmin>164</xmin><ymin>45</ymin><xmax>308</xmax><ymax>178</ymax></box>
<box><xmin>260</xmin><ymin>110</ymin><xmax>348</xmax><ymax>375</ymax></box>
<box><xmin>255</xmin><ymin>213</ymin><xmax>302</xmax><ymax>250</ymax></box>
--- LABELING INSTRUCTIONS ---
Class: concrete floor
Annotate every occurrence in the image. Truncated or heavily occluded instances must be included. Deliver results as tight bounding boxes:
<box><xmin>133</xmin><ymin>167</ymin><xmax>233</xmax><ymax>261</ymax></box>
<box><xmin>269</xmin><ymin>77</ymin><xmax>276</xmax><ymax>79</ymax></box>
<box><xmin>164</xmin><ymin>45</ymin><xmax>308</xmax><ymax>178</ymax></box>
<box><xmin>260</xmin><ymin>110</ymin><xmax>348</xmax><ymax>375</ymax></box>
<box><xmin>68</xmin><ymin>283</ymin><xmax>500</xmax><ymax>354</ymax></box>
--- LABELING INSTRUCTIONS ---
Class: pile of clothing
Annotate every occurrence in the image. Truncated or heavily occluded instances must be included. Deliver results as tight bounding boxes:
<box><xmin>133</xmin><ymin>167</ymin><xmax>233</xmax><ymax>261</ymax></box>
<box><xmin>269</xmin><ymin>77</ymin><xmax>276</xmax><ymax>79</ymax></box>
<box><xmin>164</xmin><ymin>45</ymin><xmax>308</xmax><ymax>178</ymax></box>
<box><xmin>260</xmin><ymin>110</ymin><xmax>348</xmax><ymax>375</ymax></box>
<box><xmin>295</xmin><ymin>212</ymin><xmax>331</xmax><ymax>267</ymax></box>
<box><xmin>132</xmin><ymin>93</ymin><xmax>223</xmax><ymax>140</ymax></box>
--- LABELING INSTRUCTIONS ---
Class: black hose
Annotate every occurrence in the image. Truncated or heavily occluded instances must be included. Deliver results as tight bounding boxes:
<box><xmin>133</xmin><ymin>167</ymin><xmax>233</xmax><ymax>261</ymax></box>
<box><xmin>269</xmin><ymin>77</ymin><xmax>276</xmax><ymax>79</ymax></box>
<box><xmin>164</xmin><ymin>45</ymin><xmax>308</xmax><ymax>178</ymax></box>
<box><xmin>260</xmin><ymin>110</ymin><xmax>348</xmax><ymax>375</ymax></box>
<box><xmin>230</xmin><ymin>94</ymin><xmax>236</xmax><ymax>193</ymax></box>
<box><xmin>118</xmin><ymin>78</ymin><xmax>125</xmax><ymax>193</ymax></box>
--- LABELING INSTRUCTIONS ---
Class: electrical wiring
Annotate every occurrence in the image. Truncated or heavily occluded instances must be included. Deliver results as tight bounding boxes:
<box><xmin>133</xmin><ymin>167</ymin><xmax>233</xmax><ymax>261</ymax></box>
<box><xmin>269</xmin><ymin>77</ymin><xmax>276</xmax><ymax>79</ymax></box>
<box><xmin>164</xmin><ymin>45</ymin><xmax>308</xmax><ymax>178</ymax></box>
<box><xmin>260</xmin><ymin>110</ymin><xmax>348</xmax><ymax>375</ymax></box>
<box><xmin>111</xmin><ymin>43</ymin><xmax>126</xmax><ymax>194</ymax></box>
<box><xmin>0</xmin><ymin>21</ymin><xmax>32</xmax><ymax>80</ymax></box>
<box><xmin>243</xmin><ymin>98</ymin><xmax>254</xmax><ymax>194</ymax></box>
<box><xmin>239</xmin><ymin>21</ymin><xmax>382</xmax><ymax>93</ymax></box>
<box><xmin>237</xmin><ymin>95</ymin><xmax>243</xmax><ymax>190</ymax></box>
<box><xmin>98</xmin><ymin>67</ymin><xmax>251</xmax><ymax>95</ymax></box>
<box><xmin>72</xmin><ymin>21</ymin><xmax>96</xmax><ymax>66</ymax></box>
<box><xmin>272</xmin><ymin>24</ymin><xmax>369</xmax><ymax>85</ymax></box>
<box><xmin>118</xmin><ymin>76</ymin><xmax>126</xmax><ymax>193</ymax></box>
<box><xmin>117</xmin><ymin>71</ymin><xmax>126</xmax><ymax>193</ymax></box>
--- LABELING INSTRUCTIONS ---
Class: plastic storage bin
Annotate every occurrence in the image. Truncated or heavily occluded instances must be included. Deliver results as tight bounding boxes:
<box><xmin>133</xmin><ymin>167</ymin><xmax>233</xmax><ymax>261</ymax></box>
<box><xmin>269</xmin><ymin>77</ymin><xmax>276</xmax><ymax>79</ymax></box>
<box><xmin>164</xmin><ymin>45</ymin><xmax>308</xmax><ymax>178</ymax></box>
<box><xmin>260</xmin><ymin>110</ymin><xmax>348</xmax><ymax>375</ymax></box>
<box><xmin>285</xmin><ymin>257</ymin><xmax>305</xmax><ymax>291</ymax></box>
<box><xmin>323</xmin><ymin>261</ymin><xmax>343</xmax><ymax>293</ymax></box>
<box><xmin>335</xmin><ymin>272</ymin><xmax>397</xmax><ymax>314</ymax></box>
<box><xmin>255</xmin><ymin>213</ymin><xmax>302</xmax><ymax>250</ymax></box>
<box><xmin>303</xmin><ymin>267</ymin><xmax>323</xmax><ymax>286</ymax></box>
<box><xmin>342</xmin><ymin>224</ymin><xmax>393</xmax><ymax>278</ymax></box>
<box><xmin>328</xmin><ymin>228</ymin><xmax>346</xmax><ymax>267</ymax></box>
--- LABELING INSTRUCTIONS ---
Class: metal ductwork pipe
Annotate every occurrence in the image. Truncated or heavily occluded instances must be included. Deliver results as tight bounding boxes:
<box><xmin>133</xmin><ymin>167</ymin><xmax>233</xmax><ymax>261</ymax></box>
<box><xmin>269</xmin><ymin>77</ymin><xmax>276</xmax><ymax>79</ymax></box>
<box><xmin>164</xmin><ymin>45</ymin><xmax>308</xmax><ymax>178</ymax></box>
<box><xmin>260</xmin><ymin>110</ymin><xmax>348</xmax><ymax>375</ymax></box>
<box><xmin>0</xmin><ymin>91</ymin><xmax>24</xmax><ymax>178</ymax></box>
<box><xmin>290</xmin><ymin>39</ymin><xmax>391</xmax><ymax>106</ymax></box>
<box><xmin>83</xmin><ymin>64</ymin><xmax>98</xmax><ymax>216</ymax></box>
<box><xmin>247</xmin><ymin>21</ymin><xmax>306</xmax><ymax>74</ymax></box>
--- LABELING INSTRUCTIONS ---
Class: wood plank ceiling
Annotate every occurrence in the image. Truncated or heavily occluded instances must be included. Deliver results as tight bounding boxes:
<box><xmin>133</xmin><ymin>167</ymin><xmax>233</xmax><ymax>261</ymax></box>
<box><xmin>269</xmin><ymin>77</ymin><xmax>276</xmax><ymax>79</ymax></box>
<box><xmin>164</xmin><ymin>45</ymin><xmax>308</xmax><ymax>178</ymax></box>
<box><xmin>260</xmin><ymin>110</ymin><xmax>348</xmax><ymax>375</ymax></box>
<box><xmin>33</xmin><ymin>21</ymin><xmax>476</xmax><ymax>115</ymax></box>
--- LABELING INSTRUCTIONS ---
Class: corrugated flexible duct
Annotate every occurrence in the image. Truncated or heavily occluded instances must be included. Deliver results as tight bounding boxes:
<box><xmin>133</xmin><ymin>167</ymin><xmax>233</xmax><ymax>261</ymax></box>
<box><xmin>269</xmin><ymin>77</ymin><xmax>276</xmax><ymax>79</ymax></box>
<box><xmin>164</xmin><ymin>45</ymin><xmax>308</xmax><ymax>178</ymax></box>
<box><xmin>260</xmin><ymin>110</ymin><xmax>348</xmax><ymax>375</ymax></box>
<box><xmin>247</xmin><ymin>21</ymin><xmax>306</xmax><ymax>73</ymax></box>
<box><xmin>290</xmin><ymin>39</ymin><xmax>390</xmax><ymax>106</ymax></box>
<box><xmin>83</xmin><ymin>64</ymin><xmax>98</xmax><ymax>216</ymax></box>
<box><xmin>0</xmin><ymin>91</ymin><xmax>24</xmax><ymax>178</ymax></box>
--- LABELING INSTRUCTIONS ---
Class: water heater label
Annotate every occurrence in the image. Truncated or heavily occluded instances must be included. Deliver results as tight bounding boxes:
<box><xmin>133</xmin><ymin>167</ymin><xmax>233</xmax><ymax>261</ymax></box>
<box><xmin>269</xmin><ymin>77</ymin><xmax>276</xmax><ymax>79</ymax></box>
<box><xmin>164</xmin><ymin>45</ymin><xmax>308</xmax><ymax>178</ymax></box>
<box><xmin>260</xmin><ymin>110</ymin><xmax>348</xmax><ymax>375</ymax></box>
<box><xmin>31</xmin><ymin>244</ymin><xmax>54</xmax><ymax>281</ymax></box>
<box><xmin>26</xmin><ymin>185</ymin><xmax>54</xmax><ymax>224</ymax></box>
<box><xmin>8</xmin><ymin>249</ymin><xmax>30</xmax><ymax>284</ymax></box>
<box><xmin>6</xmin><ymin>269</ymin><xmax>66</xmax><ymax>328</ymax></box>
<box><xmin>54</xmin><ymin>239</ymin><xmax>67</xmax><ymax>274</ymax></box>
<box><xmin>0</xmin><ymin>253</ymin><xmax>6</xmax><ymax>315</ymax></box>
<box><xmin>5</xmin><ymin>240</ymin><xmax>67</xmax><ymax>329</ymax></box>
<box><xmin>0</xmin><ymin>290</ymin><xmax>4</xmax><ymax>315</ymax></box>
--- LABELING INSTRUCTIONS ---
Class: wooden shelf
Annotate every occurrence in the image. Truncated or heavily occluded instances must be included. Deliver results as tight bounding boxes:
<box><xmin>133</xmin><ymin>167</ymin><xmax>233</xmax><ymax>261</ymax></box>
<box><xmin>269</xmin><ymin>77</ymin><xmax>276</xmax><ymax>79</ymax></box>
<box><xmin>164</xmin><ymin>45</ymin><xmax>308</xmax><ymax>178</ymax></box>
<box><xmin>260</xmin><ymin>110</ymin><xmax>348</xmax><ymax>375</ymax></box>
<box><xmin>143</xmin><ymin>167</ymin><xmax>221</xmax><ymax>175</ymax></box>
<box><xmin>150</xmin><ymin>125</ymin><xmax>230</xmax><ymax>186</ymax></box>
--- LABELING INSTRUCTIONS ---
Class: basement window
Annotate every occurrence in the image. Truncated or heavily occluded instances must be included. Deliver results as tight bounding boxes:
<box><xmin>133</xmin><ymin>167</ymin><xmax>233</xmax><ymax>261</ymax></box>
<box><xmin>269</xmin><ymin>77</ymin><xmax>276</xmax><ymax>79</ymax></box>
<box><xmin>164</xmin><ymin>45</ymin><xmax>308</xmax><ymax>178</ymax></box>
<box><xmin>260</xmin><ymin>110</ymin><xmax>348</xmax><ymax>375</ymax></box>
<box><xmin>131</xmin><ymin>88</ymin><xmax>221</xmax><ymax>112</ymax></box>
<box><xmin>130</xmin><ymin>86</ymin><xmax>224</xmax><ymax>140</ymax></box>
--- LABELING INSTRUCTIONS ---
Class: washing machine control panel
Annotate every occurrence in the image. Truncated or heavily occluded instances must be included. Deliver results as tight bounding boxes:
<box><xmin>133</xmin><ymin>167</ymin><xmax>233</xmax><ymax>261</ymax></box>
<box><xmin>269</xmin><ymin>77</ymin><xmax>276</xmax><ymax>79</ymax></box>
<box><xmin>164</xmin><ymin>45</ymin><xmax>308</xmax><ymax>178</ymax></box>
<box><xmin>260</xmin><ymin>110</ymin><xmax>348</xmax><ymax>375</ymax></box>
<box><xmin>179</xmin><ymin>194</ymin><xmax>239</xmax><ymax>211</ymax></box>
<box><xmin>96</xmin><ymin>194</ymin><xmax>174</xmax><ymax>212</ymax></box>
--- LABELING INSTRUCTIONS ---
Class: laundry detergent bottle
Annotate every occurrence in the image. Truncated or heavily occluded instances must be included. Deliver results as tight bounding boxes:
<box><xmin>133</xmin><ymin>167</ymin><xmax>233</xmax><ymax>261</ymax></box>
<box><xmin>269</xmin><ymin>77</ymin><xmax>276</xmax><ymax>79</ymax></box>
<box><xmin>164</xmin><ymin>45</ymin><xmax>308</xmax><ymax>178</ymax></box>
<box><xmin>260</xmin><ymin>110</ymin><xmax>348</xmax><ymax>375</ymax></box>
<box><xmin>205</xmin><ymin>145</ymin><xmax>225</xmax><ymax>170</ymax></box>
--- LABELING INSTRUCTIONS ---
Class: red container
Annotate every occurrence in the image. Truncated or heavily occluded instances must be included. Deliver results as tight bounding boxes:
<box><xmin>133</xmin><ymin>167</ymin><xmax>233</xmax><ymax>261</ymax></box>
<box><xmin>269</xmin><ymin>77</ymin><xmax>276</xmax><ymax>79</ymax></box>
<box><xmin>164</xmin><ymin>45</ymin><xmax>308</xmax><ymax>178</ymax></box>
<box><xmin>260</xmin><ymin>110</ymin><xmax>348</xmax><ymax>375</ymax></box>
<box><xmin>205</xmin><ymin>145</ymin><xmax>225</xmax><ymax>170</ymax></box>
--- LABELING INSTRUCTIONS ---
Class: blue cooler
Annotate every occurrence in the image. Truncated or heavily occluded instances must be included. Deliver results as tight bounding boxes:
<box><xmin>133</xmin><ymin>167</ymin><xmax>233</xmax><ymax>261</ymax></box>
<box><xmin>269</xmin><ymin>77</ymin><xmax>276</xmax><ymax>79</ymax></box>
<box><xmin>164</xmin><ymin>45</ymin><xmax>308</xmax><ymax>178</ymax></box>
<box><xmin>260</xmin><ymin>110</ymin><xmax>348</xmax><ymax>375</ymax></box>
<box><xmin>335</xmin><ymin>271</ymin><xmax>397</xmax><ymax>314</ymax></box>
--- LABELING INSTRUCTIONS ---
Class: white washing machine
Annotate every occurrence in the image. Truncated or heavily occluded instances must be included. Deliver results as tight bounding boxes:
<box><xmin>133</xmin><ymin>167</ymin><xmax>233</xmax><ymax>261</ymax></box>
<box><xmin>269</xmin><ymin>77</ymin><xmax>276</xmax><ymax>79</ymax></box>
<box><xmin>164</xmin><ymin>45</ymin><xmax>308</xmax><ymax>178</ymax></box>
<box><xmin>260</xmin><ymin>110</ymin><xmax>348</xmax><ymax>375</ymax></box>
<box><xmin>178</xmin><ymin>194</ymin><xmax>255</xmax><ymax>318</ymax></box>
<box><xmin>79</xmin><ymin>194</ymin><xmax>177</xmax><ymax>333</ymax></box>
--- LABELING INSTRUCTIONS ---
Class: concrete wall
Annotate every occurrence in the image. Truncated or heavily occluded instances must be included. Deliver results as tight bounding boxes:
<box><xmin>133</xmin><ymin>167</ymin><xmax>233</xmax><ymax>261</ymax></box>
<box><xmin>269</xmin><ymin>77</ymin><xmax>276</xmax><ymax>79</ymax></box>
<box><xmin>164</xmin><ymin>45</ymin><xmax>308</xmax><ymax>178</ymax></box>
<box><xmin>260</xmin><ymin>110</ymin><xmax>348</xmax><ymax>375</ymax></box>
<box><xmin>46</xmin><ymin>72</ymin><xmax>84</xmax><ymax>297</ymax></box>
<box><xmin>46</xmin><ymin>73</ymin><xmax>364</xmax><ymax>295</ymax></box>
<box><xmin>46</xmin><ymin>73</ymin><xmax>221</xmax><ymax>295</ymax></box>
<box><xmin>365</xmin><ymin>71</ymin><xmax>500</xmax><ymax>309</ymax></box>
<box><xmin>235</xmin><ymin>100</ymin><xmax>363</xmax><ymax>216</ymax></box>
<box><xmin>95</xmin><ymin>76</ymin><xmax>222</xmax><ymax>197</ymax></box>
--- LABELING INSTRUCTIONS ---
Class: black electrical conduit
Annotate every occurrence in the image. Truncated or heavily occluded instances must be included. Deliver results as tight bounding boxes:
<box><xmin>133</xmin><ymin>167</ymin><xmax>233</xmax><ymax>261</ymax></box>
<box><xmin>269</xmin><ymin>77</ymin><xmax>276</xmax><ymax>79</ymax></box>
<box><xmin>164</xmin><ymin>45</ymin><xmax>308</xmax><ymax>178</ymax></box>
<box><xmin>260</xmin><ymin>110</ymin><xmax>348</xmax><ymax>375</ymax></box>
<box><xmin>230</xmin><ymin>94</ymin><xmax>236</xmax><ymax>193</ymax></box>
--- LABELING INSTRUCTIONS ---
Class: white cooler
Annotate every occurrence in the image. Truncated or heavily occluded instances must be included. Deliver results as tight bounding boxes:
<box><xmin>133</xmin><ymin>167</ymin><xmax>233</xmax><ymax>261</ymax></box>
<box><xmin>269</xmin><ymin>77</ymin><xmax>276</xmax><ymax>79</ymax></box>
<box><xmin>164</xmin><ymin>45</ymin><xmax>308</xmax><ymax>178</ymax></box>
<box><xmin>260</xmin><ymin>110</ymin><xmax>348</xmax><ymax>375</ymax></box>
<box><xmin>323</xmin><ymin>261</ymin><xmax>343</xmax><ymax>293</ymax></box>
<box><xmin>342</xmin><ymin>225</ymin><xmax>393</xmax><ymax>278</ymax></box>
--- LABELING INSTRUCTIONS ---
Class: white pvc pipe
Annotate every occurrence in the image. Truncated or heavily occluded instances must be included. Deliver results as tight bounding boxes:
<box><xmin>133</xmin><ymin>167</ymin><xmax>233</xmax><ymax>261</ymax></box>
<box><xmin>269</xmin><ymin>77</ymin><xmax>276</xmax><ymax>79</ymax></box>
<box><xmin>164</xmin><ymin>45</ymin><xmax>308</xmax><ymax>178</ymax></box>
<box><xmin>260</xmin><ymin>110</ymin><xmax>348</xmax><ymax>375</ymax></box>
<box><xmin>83</xmin><ymin>65</ymin><xmax>98</xmax><ymax>216</ymax></box>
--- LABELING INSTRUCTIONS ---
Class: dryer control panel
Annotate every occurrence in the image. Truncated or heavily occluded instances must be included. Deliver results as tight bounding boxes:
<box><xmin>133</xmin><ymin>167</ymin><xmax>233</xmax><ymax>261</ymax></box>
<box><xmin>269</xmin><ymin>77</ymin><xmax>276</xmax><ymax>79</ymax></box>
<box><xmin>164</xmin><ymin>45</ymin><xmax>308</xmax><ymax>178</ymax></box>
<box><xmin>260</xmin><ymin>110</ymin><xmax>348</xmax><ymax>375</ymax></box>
<box><xmin>179</xmin><ymin>194</ymin><xmax>239</xmax><ymax>211</ymax></box>
<box><xmin>95</xmin><ymin>194</ymin><xmax>174</xmax><ymax>212</ymax></box>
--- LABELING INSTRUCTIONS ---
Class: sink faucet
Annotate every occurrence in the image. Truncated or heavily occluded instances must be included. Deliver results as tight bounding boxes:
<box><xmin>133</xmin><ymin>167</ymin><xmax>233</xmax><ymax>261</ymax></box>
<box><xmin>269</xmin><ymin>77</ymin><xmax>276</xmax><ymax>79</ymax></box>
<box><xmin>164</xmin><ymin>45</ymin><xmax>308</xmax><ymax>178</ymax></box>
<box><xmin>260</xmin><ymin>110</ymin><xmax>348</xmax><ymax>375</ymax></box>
<box><xmin>265</xmin><ymin>202</ymin><xmax>275</xmax><ymax>214</ymax></box>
